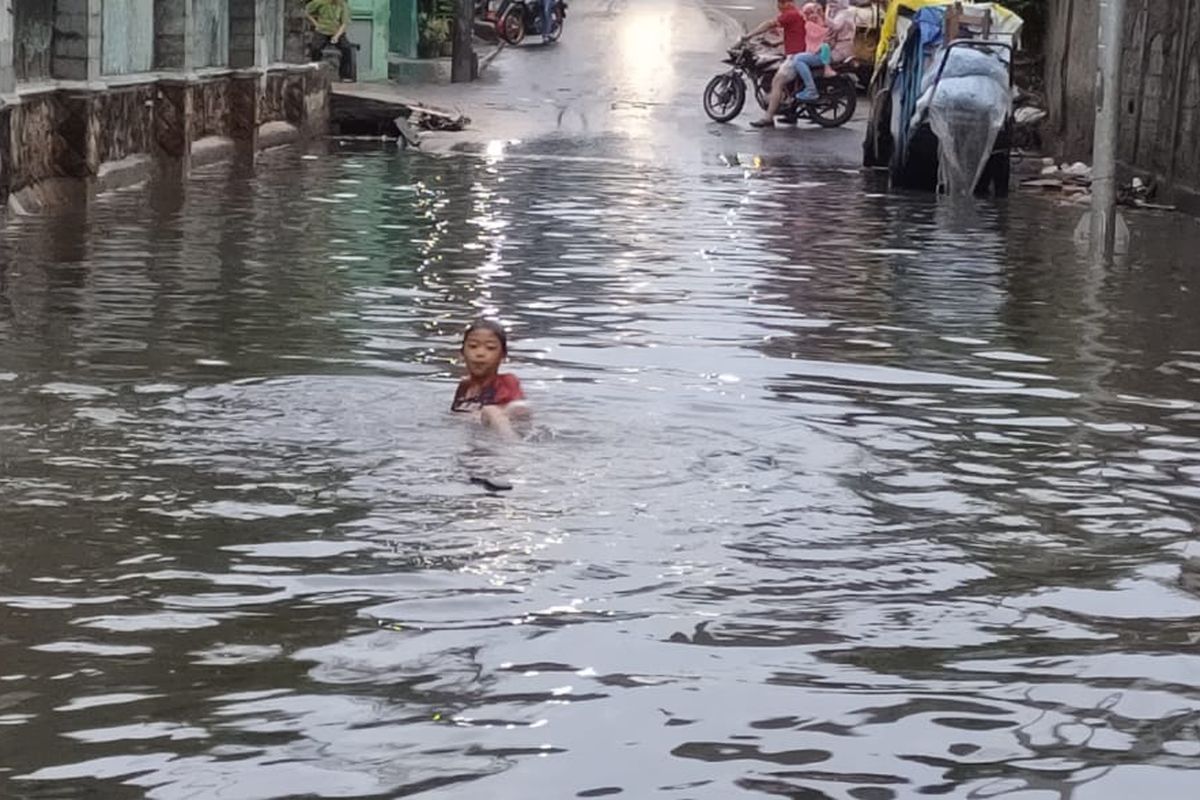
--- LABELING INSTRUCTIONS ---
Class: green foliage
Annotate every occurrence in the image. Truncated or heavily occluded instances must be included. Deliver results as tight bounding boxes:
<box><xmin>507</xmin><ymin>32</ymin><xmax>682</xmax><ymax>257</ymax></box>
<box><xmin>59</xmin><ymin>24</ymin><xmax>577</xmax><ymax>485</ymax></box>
<box><xmin>420</xmin><ymin>15</ymin><xmax>452</xmax><ymax>43</ymax></box>
<box><xmin>418</xmin><ymin>5</ymin><xmax>453</xmax><ymax>58</ymax></box>
<box><xmin>417</xmin><ymin>0</ymin><xmax>457</xmax><ymax>57</ymax></box>
<box><xmin>419</xmin><ymin>0</ymin><xmax>457</xmax><ymax>21</ymax></box>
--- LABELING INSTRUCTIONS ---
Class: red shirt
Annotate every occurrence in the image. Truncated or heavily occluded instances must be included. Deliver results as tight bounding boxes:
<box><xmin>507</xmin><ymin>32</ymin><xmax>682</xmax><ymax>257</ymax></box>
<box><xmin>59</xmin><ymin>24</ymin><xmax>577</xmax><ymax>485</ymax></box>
<box><xmin>777</xmin><ymin>6</ymin><xmax>807</xmax><ymax>56</ymax></box>
<box><xmin>452</xmin><ymin>373</ymin><xmax>525</xmax><ymax>412</ymax></box>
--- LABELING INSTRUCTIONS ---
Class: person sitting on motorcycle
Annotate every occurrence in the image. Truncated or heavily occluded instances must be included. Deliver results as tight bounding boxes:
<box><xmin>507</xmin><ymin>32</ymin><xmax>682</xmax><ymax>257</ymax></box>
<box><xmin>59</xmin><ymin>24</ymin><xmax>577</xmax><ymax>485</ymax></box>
<box><xmin>789</xmin><ymin>0</ymin><xmax>857</xmax><ymax>103</ymax></box>
<box><xmin>801</xmin><ymin>3</ymin><xmax>827</xmax><ymax>52</ymax></box>
<box><xmin>540</xmin><ymin>0</ymin><xmax>555</xmax><ymax>43</ymax></box>
<box><xmin>742</xmin><ymin>0</ymin><xmax>813</xmax><ymax>128</ymax></box>
<box><xmin>824</xmin><ymin>0</ymin><xmax>857</xmax><ymax>65</ymax></box>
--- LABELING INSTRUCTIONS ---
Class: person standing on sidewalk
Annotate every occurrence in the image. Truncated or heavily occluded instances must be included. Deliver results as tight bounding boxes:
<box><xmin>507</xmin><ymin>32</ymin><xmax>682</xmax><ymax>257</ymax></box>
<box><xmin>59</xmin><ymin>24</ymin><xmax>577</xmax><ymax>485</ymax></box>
<box><xmin>306</xmin><ymin>0</ymin><xmax>356</xmax><ymax>82</ymax></box>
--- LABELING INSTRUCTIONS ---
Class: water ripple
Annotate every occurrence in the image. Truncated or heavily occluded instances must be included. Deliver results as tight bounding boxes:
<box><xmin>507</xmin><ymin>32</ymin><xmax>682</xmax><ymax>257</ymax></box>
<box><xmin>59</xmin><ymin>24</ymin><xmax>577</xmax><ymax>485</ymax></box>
<box><xmin>2</xmin><ymin>127</ymin><xmax>1200</xmax><ymax>799</ymax></box>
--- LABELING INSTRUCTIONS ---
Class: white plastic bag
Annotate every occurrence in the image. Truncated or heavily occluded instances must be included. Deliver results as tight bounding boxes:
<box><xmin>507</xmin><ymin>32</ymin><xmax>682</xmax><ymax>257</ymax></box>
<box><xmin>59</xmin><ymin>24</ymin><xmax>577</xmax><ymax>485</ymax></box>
<box><xmin>928</xmin><ymin>73</ymin><xmax>1010</xmax><ymax>196</ymax></box>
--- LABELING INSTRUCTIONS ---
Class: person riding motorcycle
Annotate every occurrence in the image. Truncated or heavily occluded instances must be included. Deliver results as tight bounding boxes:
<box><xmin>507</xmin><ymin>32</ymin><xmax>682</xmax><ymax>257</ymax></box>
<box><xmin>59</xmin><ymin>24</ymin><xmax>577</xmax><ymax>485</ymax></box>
<box><xmin>743</xmin><ymin>0</ymin><xmax>812</xmax><ymax>128</ymax></box>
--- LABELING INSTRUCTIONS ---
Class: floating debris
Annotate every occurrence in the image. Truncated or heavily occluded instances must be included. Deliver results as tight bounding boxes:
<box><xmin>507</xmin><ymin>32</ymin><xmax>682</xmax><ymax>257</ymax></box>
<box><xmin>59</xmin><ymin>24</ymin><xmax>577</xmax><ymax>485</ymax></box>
<box><xmin>470</xmin><ymin>475</ymin><xmax>513</xmax><ymax>492</ymax></box>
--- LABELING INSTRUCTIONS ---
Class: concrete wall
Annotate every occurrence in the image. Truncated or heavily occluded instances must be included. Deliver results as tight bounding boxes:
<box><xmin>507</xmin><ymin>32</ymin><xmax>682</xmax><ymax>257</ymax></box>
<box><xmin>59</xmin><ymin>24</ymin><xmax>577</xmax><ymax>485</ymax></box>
<box><xmin>0</xmin><ymin>0</ymin><xmax>14</xmax><ymax>92</ymax></box>
<box><xmin>1045</xmin><ymin>0</ymin><xmax>1200</xmax><ymax>211</ymax></box>
<box><xmin>260</xmin><ymin>0</ymin><xmax>286</xmax><ymax>63</ymax></box>
<box><xmin>53</xmin><ymin>0</ymin><xmax>101</xmax><ymax>81</ymax></box>
<box><xmin>194</xmin><ymin>0</ymin><xmax>231</xmax><ymax>67</ymax></box>
<box><xmin>13</xmin><ymin>0</ymin><xmax>55</xmax><ymax>82</ymax></box>
<box><xmin>102</xmin><ymin>0</ymin><xmax>155</xmax><ymax>75</ymax></box>
<box><xmin>154</xmin><ymin>0</ymin><xmax>191</xmax><ymax>70</ymax></box>
<box><xmin>0</xmin><ymin>0</ymin><xmax>331</xmax><ymax>213</ymax></box>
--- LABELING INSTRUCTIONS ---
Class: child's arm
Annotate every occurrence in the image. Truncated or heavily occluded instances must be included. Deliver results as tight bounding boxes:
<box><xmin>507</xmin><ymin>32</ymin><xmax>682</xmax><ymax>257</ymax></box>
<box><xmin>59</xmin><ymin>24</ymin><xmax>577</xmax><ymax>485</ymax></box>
<box><xmin>481</xmin><ymin>406</ymin><xmax>518</xmax><ymax>438</ymax></box>
<box><xmin>487</xmin><ymin>375</ymin><xmax>528</xmax><ymax>436</ymax></box>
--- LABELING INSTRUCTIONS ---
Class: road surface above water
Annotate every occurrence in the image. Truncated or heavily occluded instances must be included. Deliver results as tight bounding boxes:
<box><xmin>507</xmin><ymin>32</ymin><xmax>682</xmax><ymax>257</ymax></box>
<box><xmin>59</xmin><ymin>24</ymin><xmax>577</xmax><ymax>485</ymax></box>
<box><xmin>3</xmin><ymin>1</ymin><xmax>1200</xmax><ymax>799</ymax></box>
<box><xmin>351</xmin><ymin>0</ymin><xmax>866</xmax><ymax>161</ymax></box>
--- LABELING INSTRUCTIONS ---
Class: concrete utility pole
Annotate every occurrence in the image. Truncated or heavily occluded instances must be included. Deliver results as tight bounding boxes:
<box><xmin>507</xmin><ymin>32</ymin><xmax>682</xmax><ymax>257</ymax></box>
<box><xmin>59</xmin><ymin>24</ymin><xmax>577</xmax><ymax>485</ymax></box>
<box><xmin>1089</xmin><ymin>0</ymin><xmax>1126</xmax><ymax>259</ymax></box>
<box><xmin>451</xmin><ymin>0</ymin><xmax>475</xmax><ymax>83</ymax></box>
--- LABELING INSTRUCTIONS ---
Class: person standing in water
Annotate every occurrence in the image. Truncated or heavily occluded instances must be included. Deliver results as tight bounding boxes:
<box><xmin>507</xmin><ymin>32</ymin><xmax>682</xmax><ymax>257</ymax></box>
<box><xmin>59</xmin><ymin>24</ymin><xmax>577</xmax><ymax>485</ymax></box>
<box><xmin>452</xmin><ymin>320</ymin><xmax>528</xmax><ymax>437</ymax></box>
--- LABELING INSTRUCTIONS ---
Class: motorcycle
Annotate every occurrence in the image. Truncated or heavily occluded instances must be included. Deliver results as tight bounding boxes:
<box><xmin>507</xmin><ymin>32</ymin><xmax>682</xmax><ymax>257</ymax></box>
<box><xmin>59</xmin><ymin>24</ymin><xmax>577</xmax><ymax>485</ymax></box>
<box><xmin>703</xmin><ymin>40</ymin><xmax>858</xmax><ymax>128</ymax></box>
<box><xmin>492</xmin><ymin>0</ymin><xmax>568</xmax><ymax>46</ymax></box>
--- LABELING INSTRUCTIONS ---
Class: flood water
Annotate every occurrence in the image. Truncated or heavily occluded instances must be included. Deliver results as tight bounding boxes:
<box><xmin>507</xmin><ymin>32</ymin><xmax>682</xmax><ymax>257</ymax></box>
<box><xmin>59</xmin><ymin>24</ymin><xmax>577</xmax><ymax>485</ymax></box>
<box><xmin>2</xmin><ymin>142</ymin><xmax>1200</xmax><ymax>799</ymax></box>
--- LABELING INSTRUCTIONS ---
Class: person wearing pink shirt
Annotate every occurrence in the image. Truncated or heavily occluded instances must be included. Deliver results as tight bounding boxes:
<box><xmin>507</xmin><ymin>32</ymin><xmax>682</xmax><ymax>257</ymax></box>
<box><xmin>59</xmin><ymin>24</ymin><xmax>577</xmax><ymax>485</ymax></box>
<box><xmin>801</xmin><ymin>3</ymin><xmax>827</xmax><ymax>53</ymax></box>
<box><xmin>825</xmin><ymin>0</ymin><xmax>858</xmax><ymax>65</ymax></box>
<box><xmin>789</xmin><ymin>0</ymin><xmax>857</xmax><ymax>103</ymax></box>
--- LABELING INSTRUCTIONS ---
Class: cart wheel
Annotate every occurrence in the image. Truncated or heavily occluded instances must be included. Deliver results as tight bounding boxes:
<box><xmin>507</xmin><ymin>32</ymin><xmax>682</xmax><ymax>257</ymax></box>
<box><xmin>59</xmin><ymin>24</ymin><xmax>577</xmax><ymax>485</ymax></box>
<box><xmin>862</xmin><ymin>86</ymin><xmax>892</xmax><ymax>167</ymax></box>
<box><xmin>990</xmin><ymin>153</ymin><xmax>1011</xmax><ymax>197</ymax></box>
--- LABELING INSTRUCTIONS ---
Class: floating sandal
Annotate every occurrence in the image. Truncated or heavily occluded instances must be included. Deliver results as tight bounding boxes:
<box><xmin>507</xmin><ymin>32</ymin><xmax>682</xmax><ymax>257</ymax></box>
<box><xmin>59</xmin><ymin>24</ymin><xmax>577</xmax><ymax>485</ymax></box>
<box><xmin>470</xmin><ymin>475</ymin><xmax>513</xmax><ymax>492</ymax></box>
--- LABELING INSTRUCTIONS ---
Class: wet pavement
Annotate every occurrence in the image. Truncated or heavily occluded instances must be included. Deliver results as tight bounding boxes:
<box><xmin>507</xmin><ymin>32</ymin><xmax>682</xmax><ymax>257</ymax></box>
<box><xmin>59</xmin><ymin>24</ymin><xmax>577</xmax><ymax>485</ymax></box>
<box><xmin>3</xmin><ymin>1</ymin><xmax>1200</xmax><ymax>798</ymax></box>
<box><xmin>345</xmin><ymin>0</ymin><xmax>866</xmax><ymax>161</ymax></box>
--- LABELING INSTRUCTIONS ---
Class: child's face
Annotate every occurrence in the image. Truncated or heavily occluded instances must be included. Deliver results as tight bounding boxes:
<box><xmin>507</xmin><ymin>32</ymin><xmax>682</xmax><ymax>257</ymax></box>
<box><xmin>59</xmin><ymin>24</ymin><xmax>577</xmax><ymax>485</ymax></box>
<box><xmin>462</xmin><ymin>329</ymin><xmax>505</xmax><ymax>378</ymax></box>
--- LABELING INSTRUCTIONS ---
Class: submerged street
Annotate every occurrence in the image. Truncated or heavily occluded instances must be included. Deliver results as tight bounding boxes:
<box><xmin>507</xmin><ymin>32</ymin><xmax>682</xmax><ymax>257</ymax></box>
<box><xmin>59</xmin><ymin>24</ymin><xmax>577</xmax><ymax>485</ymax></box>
<box><xmin>2</xmin><ymin>1</ymin><xmax>1200</xmax><ymax>798</ymax></box>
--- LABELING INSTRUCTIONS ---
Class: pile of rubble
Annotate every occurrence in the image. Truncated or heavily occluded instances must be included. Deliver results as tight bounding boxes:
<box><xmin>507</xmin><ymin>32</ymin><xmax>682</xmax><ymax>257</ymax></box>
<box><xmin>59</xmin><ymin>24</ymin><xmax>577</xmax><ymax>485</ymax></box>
<box><xmin>1011</xmin><ymin>91</ymin><xmax>1047</xmax><ymax>151</ymax></box>
<box><xmin>1020</xmin><ymin>159</ymin><xmax>1174</xmax><ymax>210</ymax></box>
<box><xmin>329</xmin><ymin>93</ymin><xmax>469</xmax><ymax>144</ymax></box>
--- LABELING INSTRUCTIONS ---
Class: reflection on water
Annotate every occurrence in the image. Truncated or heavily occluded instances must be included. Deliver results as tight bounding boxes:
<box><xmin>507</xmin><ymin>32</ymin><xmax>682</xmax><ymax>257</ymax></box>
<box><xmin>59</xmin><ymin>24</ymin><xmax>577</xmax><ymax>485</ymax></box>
<box><xmin>1</xmin><ymin>141</ymin><xmax>1200</xmax><ymax>800</ymax></box>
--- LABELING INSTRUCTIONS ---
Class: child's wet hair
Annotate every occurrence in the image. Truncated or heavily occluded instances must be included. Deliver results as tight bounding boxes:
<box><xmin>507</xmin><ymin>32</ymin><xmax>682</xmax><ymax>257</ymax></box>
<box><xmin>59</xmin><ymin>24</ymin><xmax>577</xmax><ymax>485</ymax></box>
<box><xmin>462</xmin><ymin>319</ymin><xmax>509</xmax><ymax>354</ymax></box>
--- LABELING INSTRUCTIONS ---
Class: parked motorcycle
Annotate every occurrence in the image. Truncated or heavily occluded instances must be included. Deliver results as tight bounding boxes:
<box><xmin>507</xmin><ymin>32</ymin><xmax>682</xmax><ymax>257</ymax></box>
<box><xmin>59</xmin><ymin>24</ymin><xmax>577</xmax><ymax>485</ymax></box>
<box><xmin>493</xmin><ymin>0</ymin><xmax>568</xmax><ymax>46</ymax></box>
<box><xmin>703</xmin><ymin>40</ymin><xmax>858</xmax><ymax>128</ymax></box>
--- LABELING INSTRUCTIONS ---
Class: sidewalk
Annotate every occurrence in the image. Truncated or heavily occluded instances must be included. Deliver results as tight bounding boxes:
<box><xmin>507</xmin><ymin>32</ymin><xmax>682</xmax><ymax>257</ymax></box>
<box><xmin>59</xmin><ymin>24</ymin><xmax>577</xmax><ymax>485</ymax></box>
<box><xmin>382</xmin><ymin>35</ymin><xmax>507</xmax><ymax>86</ymax></box>
<box><xmin>331</xmin><ymin>33</ymin><xmax>569</xmax><ymax>152</ymax></box>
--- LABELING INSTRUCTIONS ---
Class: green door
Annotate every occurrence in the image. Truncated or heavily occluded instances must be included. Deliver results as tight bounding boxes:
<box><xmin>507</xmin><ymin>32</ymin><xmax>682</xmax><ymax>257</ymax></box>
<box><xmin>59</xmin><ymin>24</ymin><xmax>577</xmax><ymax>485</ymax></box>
<box><xmin>389</xmin><ymin>0</ymin><xmax>419</xmax><ymax>60</ymax></box>
<box><xmin>348</xmin><ymin>0</ymin><xmax>390</xmax><ymax>80</ymax></box>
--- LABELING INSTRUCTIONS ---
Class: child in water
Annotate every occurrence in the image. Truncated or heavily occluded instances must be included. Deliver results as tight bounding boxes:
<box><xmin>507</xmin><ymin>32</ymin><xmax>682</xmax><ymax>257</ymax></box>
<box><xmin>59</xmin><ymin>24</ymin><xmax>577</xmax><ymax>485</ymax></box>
<box><xmin>452</xmin><ymin>319</ymin><xmax>527</xmax><ymax>437</ymax></box>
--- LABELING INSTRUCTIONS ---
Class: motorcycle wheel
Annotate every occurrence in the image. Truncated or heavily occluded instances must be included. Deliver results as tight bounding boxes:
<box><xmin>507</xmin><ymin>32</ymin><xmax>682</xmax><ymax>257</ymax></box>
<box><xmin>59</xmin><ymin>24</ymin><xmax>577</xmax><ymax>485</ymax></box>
<box><xmin>703</xmin><ymin>73</ymin><xmax>746</xmax><ymax>123</ymax></box>
<box><xmin>498</xmin><ymin>6</ymin><xmax>526</xmax><ymax>45</ymax></box>
<box><xmin>810</xmin><ymin>78</ymin><xmax>857</xmax><ymax>128</ymax></box>
<box><xmin>982</xmin><ymin>151</ymin><xmax>1011</xmax><ymax>198</ymax></box>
